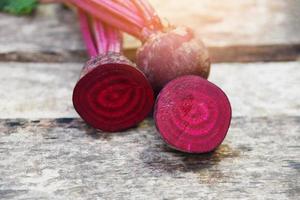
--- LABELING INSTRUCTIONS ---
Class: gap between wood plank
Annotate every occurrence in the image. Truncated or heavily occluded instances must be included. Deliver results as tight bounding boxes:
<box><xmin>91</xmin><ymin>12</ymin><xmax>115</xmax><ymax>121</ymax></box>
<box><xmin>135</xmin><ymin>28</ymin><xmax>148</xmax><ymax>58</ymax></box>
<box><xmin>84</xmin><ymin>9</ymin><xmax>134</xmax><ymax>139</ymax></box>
<box><xmin>0</xmin><ymin>117</ymin><xmax>299</xmax><ymax>199</ymax></box>
<box><xmin>1</xmin><ymin>44</ymin><xmax>300</xmax><ymax>63</ymax></box>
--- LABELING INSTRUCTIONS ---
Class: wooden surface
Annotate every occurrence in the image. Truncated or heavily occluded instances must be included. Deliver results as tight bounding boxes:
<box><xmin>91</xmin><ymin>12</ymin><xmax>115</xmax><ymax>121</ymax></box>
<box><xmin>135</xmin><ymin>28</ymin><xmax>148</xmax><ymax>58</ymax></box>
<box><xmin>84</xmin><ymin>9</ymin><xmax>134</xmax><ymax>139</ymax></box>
<box><xmin>0</xmin><ymin>62</ymin><xmax>299</xmax><ymax>118</ymax></box>
<box><xmin>0</xmin><ymin>117</ymin><xmax>299</xmax><ymax>200</ymax></box>
<box><xmin>0</xmin><ymin>1</ymin><xmax>300</xmax><ymax>63</ymax></box>
<box><xmin>0</xmin><ymin>1</ymin><xmax>300</xmax><ymax>199</ymax></box>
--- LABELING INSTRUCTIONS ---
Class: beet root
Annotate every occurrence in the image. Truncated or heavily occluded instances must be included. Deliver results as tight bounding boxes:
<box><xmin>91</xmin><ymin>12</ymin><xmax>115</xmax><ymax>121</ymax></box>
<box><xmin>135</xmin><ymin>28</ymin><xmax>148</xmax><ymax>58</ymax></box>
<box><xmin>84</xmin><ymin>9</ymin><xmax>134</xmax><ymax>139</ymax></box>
<box><xmin>137</xmin><ymin>26</ymin><xmax>211</xmax><ymax>92</ymax></box>
<box><xmin>73</xmin><ymin>53</ymin><xmax>154</xmax><ymax>132</ymax></box>
<box><xmin>154</xmin><ymin>75</ymin><xmax>231</xmax><ymax>153</ymax></box>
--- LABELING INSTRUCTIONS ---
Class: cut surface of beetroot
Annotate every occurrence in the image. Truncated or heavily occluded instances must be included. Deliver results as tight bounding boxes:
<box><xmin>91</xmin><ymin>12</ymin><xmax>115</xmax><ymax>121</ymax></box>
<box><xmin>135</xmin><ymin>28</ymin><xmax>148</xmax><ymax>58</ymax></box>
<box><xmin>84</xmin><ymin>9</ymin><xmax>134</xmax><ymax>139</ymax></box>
<box><xmin>154</xmin><ymin>75</ymin><xmax>232</xmax><ymax>153</ymax></box>
<box><xmin>73</xmin><ymin>53</ymin><xmax>154</xmax><ymax>132</ymax></box>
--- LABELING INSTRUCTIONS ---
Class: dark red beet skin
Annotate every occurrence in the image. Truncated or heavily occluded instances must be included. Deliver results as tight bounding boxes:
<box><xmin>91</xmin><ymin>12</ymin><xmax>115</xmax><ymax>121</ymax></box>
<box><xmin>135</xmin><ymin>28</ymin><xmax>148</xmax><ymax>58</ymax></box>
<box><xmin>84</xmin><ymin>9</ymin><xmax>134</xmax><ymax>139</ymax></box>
<box><xmin>154</xmin><ymin>75</ymin><xmax>232</xmax><ymax>153</ymax></box>
<box><xmin>73</xmin><ymin>52</ymin><xmax>154</xmax><ymax>132</ymax></box>
<box><xmin>137</xmin><ymin>26</ymin><xmax>211</xmax><ymax>92</ymax></box>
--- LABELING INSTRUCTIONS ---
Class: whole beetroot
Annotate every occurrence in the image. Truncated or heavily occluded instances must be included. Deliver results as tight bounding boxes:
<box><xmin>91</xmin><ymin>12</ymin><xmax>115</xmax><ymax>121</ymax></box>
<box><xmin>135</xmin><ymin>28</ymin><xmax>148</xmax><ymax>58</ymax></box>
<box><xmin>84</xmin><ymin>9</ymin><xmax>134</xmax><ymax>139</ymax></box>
<box><xmin>137</xmin><ymin>26</ymin><xmax>210</xmax><ymax>91</ymax></box>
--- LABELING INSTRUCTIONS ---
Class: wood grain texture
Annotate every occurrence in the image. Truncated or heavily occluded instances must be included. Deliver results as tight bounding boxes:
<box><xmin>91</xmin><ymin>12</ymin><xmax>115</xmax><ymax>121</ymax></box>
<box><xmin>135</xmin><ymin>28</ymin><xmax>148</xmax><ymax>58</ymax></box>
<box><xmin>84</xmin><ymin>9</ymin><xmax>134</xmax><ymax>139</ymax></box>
<box><xmin>0</xmin><ymin>1</ymin><xmax>300</xmax><ymax>62</ymax></box>
<box><xmin>0</xmin><ymin>62</ymin><xmax>81</xmax><ymax>118</ymax></box>
<box><xmin>0</xmin><ymin>61</ymin><xmax>299</xmax><ymax>118</ymax></box>
<box><xmin>0</xmin><ymin>117</ymin><xmax>299</xmax><ymax>200</ymax></box>
<box><xmin>0</xmin><ymin>5</ymin><xmax>84</xmax><ymax>63</ymax></box>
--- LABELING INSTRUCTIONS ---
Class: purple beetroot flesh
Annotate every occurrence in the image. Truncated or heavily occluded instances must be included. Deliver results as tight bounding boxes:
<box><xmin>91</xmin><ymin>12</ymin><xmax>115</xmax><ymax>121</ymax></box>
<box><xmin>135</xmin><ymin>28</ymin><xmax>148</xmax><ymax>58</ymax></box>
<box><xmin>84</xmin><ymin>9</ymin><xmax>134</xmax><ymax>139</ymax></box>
<box><xmin>154</xmin><ymin>75</ymin><xmax>231</xmax><ymax>153</ymax></box>
<box><xmin>73</xmin><ymin>53</ymin><xmax>154</xmax><ymax>132</ymax></box>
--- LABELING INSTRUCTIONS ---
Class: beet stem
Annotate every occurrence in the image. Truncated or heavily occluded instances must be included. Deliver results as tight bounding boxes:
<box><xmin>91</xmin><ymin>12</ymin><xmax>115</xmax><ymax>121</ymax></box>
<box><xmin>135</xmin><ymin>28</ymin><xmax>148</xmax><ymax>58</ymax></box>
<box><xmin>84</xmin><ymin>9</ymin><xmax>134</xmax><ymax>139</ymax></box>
<box><xmin>90</xmin><ymin>0</ymin><xmax>144</xmax><ymax>29</ymax></box>
<box><xmin>92</xmin><ymin>18</ymin><xmax>108</xmax><ymax>54</ymax></box>
<box><xmin>133</xmin><ymin>0</ymin><xmax>163</xmax><ymax>31</ymax></box>
<box><xmin>114</xmin><ymin>0</ymin><xmax>140</xmax><ymax>15</ymax></box>
<box><xmin>133</xmin><ymin>0</ymin><xmax>153</xmax><ymax>23</ymax></box>
<box><xmin>68</xmin><ymin>0</ymin><xmax>143</xmax><ymax>39</ymax></box>
<box><xmin>114</xmin><ymin>0</ymin><xmax>155</xmax><ymax>39</ymax></box>
<box><xmin>78</xmin><ymin>9</ymin><xmax>98</xmax><ymax>57</ymax></box>
<box><xmin>105</xmin><ymin>25</ymin><xmax>120</xmax><ymax>53</ymax></box>
<box><xmin>42</xmin><ymin>0</ymin><xmax>160</xmax><ymax>39</ymax></box>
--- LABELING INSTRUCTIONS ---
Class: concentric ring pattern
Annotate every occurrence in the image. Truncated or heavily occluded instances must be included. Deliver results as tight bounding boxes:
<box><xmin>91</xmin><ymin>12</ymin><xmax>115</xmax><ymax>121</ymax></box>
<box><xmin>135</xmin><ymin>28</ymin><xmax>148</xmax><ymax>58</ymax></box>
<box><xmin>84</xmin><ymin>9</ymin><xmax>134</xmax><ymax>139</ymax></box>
<box><xmin>154</xmin><ymin>75</ymin><xmax>231</xmax><ymax>153</ymax></box>
<box><xmin>73</xmin><ymin>54</ymin><xmax>154</xmax><ymax>132</ymax></box>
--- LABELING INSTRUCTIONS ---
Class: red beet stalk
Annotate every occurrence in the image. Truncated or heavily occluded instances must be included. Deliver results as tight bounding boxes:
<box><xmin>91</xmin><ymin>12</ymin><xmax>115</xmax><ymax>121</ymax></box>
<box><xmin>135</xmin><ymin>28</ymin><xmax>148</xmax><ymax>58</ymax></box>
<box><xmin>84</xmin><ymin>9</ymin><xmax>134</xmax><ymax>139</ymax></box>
<box><xmin>73</xmin><ymin>10</ymin><xmax>154</xmax><ymax>132</ymax></box>
<box><xmin>154</xmin><ymin>76</ymin><xmax>232</xmax><ymax>153</ymax></box>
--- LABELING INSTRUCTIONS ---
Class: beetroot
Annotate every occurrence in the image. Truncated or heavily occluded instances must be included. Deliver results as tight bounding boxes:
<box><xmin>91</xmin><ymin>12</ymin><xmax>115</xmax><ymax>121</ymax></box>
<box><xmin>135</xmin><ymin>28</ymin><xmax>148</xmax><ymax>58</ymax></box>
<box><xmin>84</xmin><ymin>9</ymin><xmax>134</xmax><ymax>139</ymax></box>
<box><xmin>73</xmin><ymin>10</ymin><xmax>154</xmax><ymax>132</ymax></box>
<box><xmin>40</xmin><ymin>1</ymin><xmax>231</xmax><ymax>153</ymax></box>
<box><xmin>154</xmin><ymin>75</ymin><xmax>232</xmax><ymax>153</ymax></box>
<box><xmin>65</xmin><ymin>0</ymin><xmax>211</xmax><ymax>92</ymax></box>
<box><xmin>137</xmin><ymin>26</ymin><xmax>210</xmax><ymax>91</ymax></box>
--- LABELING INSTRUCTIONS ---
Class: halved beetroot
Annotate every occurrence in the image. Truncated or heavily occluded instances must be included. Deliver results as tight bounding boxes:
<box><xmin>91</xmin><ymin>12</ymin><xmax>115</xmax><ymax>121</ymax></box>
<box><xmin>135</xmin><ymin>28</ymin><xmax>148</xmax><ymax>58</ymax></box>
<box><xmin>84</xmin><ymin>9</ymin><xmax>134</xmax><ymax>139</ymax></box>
<box><xmin>154</xmin><ymin>75</ymin><xmax>231</xmax><ymax>153</ymax></box>
<box><xmin>73</xmin><ymin>53</ymin><xmax>154</xmax><ymax>132</ymax></box>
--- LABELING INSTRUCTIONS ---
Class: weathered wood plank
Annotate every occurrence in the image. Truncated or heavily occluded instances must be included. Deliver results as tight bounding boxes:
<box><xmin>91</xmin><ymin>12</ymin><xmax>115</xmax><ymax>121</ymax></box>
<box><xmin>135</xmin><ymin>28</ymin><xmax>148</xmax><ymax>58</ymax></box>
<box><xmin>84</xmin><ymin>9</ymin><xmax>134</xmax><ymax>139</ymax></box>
<box><xmin>0</xmin><ymin>117</ymin><xmax>299</xmax><ymax>199</ymax></box>
<box><xmin>0</xmin><ymin>62</ymin><xmax>299</xmax><ymax>118</ymax></box>
<box><xmin>210</xmin><ymin>61</ymin><xmax>300</xmax><ymax>117</ymax></box>
<box><xmin>0</xmin><ymin>1</ymin><xmax>300</xmax><ymax>62</ymax></box>
<box><xmin>0</xmin><ymin>5</ymin><xmax>85</xmax><ymax>63</ymax></box>
<box><xmin>0</xmin><ymin>62</ymin><xmax>81</xmax><ymax>118</ymax></box>
<box><xmin>151</xmin><ymin>0</ymin><xmax>300</xmax><ymax>46</ymax></box>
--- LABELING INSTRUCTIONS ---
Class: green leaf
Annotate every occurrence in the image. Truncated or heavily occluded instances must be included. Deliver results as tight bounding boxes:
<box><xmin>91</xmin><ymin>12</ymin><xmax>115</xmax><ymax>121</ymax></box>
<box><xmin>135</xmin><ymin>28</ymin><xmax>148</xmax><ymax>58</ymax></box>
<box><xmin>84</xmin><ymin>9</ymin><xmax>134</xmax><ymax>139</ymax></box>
<box><xmin>0</xmin><ymin>0</ymin><xmax>38</xmax><ymax>15</ymax></box>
